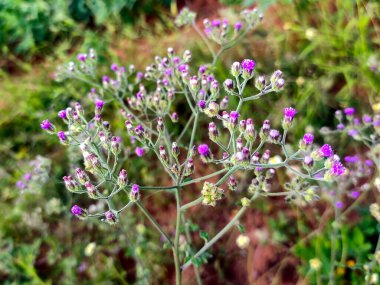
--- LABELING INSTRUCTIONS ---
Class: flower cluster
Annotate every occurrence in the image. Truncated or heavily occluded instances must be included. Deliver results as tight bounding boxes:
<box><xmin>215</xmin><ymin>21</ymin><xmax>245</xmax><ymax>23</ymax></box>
<box><xmin>201</xmin><ymin>182</ymin><xmax>224</xmax><ymax>206</ymax></box>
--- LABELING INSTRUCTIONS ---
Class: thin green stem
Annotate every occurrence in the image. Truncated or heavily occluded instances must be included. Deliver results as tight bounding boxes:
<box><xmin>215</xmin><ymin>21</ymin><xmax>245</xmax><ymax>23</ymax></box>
<box><xmin>182</xmin><ymin>192</ymin><xmax>260</xmax><ymax>271</ymax></box>
<box><xmin>136</xmin><ymin>202</ymin><xmax>173</xmax><ymax>247</ymax></box>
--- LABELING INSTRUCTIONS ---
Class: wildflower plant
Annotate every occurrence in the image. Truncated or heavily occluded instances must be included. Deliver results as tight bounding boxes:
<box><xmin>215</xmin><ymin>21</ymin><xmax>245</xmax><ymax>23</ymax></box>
<box><xmin>321</xmin><ymin>106</ymin><xmax>380</xmax><ymax>282</ymax></box>
<box><xmin>42</xmin><ymin>8</ymin><xmax>348</xmax><ymax>284</ymax></box>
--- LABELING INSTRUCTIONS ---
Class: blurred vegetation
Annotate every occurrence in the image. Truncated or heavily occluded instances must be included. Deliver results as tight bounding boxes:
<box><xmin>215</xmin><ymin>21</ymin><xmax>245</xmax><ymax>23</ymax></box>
<box><xmin>0</xmin><ymin>0</ymin><xmax>379</xmax><ymax>284</ymax></box>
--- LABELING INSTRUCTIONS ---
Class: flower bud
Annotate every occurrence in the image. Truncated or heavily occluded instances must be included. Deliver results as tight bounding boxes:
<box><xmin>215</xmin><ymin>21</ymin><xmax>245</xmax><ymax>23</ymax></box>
<box><xmin>185</xmin><ymin>158</ymin><xmax>194</xmax><ymax>176</ymax></box>
<box><xmin>220</xmin><ymin>96</ymin><xmax>229</xmax><ymax>110</ymax></box>
<box><xmin>40</xmin><ymin>120</ymin><xmax>55</xmax><ymax>133</ymax></box>
<box><xmin>228</xmin><ymin>176</ymin><xmax>237</xmax><ymax>191</ymax></box>
<box><xmin>299</xmin><ymin>133</ymin><xmax>314</xmax><ymax>150</ymax></box>
<box><xmin>204</xmin><ymin>102</ymin><xmax>219</xmax><ymax>118</ymax></box>
<box><xmin>71</xmin><ymin>205</ymin><xmax>87</xmax><ymax>219</ymax></box>
<box><xmin>104</xmin><ymin>210</ymin><xmax>118</xmax><ymax>225</ymax></box>
<box><xmin>75</xmin><ymin>168</ymin><xmax>88</xmax><ymax>185</ymax></box>
<box><xmin>171</xmin><ymin>112</ymin><xmax>179</xmax><ymax>123</ymax></box>
<box><xmin>111</xmin><ymin>136</ymin><xmax>121</xmax><ymax>155</ymax></box>
<box><xmin>117</xmin><ymin>169</ymin><xmax>128</xmax><ymax>187</ymax></box>
<box><xmin>223</xmin><ymin>79</ymin><xmax>234</xmax><ymax>92</ymax></box>
<box><xmin>231</xmin><ymin>62</ymin><xmax>241</xmax><ymax>77</ymax></box>
<box><xmin>255</xmin><ymin>75</ymin><xmax>266</xmax><ymax>90</ymax></box>
<box><xmin>159</xmin><ymin>145</ymin><xmax>168</xmax><ymax>162</ymax></box>
<box><xmin>85</xmin><ymin>181</ymin><xmax>97</xmax><ymax>198</ymax></box>
<box><xmin>198</xmin><ymin>144</ymin><xmax>212</xmax><ymax>162</ymax></box>
<box><xmin>244</xmin><ymin>118</ymin><xmax>256</xmax><ymax>142</ymax></box>
<box><xmin>172</xmin><ymin>142</ymin><xmax>180</xmax><ymax>157</ymax></box>
<box><xmin>208</xmin><ymin>122</ymin><xmax>219</xmax><ymax>141</ymax></box>
<box><xmin>129</xmin><ymin>184</ymin><xmax>140</xmax><ymax>202</ymax></box>
<box><xmin>63</xmin><ymin>176</ymin><xmax>78</xmax><ymax>192</ymax></box>
<box><xmin>259</xmin><ymin>120</ymin><xmax>270</xmax><ymax>139</ymax></box>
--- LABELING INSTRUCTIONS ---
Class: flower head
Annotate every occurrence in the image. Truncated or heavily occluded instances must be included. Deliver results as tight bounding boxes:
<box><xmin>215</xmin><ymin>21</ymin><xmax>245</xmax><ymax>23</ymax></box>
<box><xmin>95</xmin><ymin>99</ymin><xmax>104</xmax><ymax>110</ymax></box>
<box><xmin>58</xmin><ymin>110</ymin><xmax>67</xmax><ymax>120</ymax></box>
<box><xmin>130</xmin><ymin>184</ymin><xmax>140</xmax><ymax>201</ymax></box>
<box><xmin>344</xmin><ymin>107</ymin><xmax>355</xmax><ymax>116</ymax></box>
<box><xmin>331</xmin><ymin>161</ymin><xmax>346</xmax><ymax>176</ymax></box>
<box><xmin>135</xmin><ymin>147</ymin><xmax>145</xmax><ymax>157</ymax></box>
<box><xmin>303</xmin><ymin>133</ymin><xmax>314</xmax><ymax>145</ymax></box>
<box><xmin>57</xmin><ymin>131</ymin><xmax>67</xmax><ymax>142</ymax></box>
<box><xmin>235</xmin><ymin>22</ymin><xmax>243</xmax><ymax>31</ymax></box>
<box><xmin>198</xmin><ymin>144</ymin><xmax>210</xmax><ymax>157</ymax></box>
<box><xmin>71</xmin><ymin>205</ymin><xmax>83</xmax><ymax>215</ymax></box>
<box><xmin>283</xmin><ymin>107</ymin><xmax>297</xmax><ymax>121</ymax></box>
<box><xmin>241</xmin><ymin>59</ymin><xmax>256</xmax><ymax>73</ymax></box>
<box><xmin>40</xmin><ymin>119</ymin><xmax>53</xmax><ymax>130</ymax></box>
<box><xmin>319</xmin><ymin>144</ymin><xmax>333</xmax><ymax>158</ymax></box>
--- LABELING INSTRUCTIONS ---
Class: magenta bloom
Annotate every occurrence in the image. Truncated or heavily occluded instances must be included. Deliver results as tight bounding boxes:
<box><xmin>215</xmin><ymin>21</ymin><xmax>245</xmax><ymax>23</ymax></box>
<box><xmin>365</xmin><ymin>159</ymin><xmax>374</xmax><ymax>167</ymax></box>
<box><xmin>136</xmin><ymin>72</ymin><xmax>144</xmax><ymax>80</ymax></box>
<box><xmin>198</xmin><ymin>144</ymin><xmax>210</xmax><ymax>157</ymax></box>
<box><xmin>361</xmin><ymin>115</ymin><xmax>371</xmax><ymax>124</ymax></box>
<box><xmin>132</xmin><ymin>184</ymin><xmax>140</xmax><ymax>194</ymax></box>
<box><xmin>105</xmin><ymin>211</ymin><xmax>116</xmax><ymax>221</ymax></box>
<box><xmin>24</xmin><ymin>173</ymin><xmax>32</xmax><ymax>180</ymax></box>
<box><xmin>40</xmin><ymin>120</ymin><xmax>52</xmax><ymax>130</ymax></box>
<box><xmin>71</xmin><ymin>205</ymin><xmax>83</xmax><ymax>215</ymax></box>
<box><xmin>283</xmin><ymin>107</ymin><xmax>297</xmax><ymax>121</ymax></box>
<box><xmin>241</xmin><ymin>59</ymin><xmax>256</xmax><ymax>72</ymax></box>
<box><xmin>351</xmin><ymin>191</ymin><xmax>360</xmax><ymax>199</ymax></box>
<box><xmin>235</xmin><ymin>22</ymin><xmax>242</xmax><ymax>31</ymax></box>
<box><xmin>337</xmin><ymin>123</ymin><xmax>345</xmax><ymax>130</ymax></box>
<box><xmin>16</xmin><ymin>180</ymin><xmax>26</xmax><ymax>189</ymax></box>
<box><xmin>229</xmin><ymin>111</ymin><xmax>240</xmax><ymax>124</ymax></box>
<box><xmin>348</xmin><ymin>129</ymin><xmax>359</xmax><ymax>137</ymax></box>
<box><xmin>199</xmin><ymin>100</ymin><xmax>206</xmax><ymax>109</ymax></box>
<box><xmin>344</xmin><ymin>107</ymin><xmax>355</xmax><ymax>116</ymax></box>
<box><xmin>319</xmin><ymin>144</ymin><xmax>333</xmax><ymax>157</ymax></box>
<box><xmin>58</xmin><ymin>110</ymin><xmax>67</xmax><ymax>120</ymax></box>
<box><xmin>344</xmin><ymin>155</ymin><xmax>359</xmax><ymax>164</ymax></box>
<box><xmin>95</xmin><ymin>99</ymin><xmax>104</xmax><ymax>110</ymax></box>
<box><xmin>110</xmin><ymin>63</ymin><xmax>118</xmax><ymax>71</ymax></box>
<box><xmin>303</xmin><ymin>133</ymin><xmax>314</xmax><ymax>145</ymax></box>
<box><xmin>135</xmin><ymin>147</ymin><xmax>145</xmax><ymax>157</ymax></box>
<box><xmin>335</xmin><ymin>201</ymin><xmax>344</xmax><ymax>209</ymax></box>
<box><xmin>77</xmin><ymin>53</ymin><xmax>87</xmax><ymax>62</ymax></box>
<box><xmin>199</xmin><ymin>65</ymin><xmax>207</xmax><ymax>74</ymax></box>
<box><xmin>212</xmin><ymin>19</ymin><xmax>221</xmax><ymax>27</ymax></box>
<box><xmin>331</xmin><ymin>161</ymin><xmax>346</xmax><ymax>176</ymax></box>
<box><xmin>57</xmin><ymin>131</ymin><xmax>67</xmax><ymax>142</ymax></box>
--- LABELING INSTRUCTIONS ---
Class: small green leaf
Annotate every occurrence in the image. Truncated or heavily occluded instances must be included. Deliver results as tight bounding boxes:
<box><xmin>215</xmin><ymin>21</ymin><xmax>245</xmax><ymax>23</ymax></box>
<box><xmin>199</xmin><ymin>231</ymin><xmax>209</xmax><ymax>242</ymax></box>
<box><xmin>236</xmin><ymin>223</ymin><xmax>246</xmax><ymax>234</ymax></box>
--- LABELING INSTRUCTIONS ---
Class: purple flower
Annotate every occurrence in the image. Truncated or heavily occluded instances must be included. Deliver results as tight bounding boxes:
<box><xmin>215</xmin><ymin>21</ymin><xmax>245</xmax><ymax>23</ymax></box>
<box><xmin>24</xmin><ymin>173</ymin><xmax>32</xmax><ymax>180</ymax></box>
<box><xmin>129</xmin><ymin>184</ymin><xmax>141</xmax><ymax>201</ymax></box>
<box><xmin>241</xmin><ymin>59</ymin><xmax>256</xmax><ymax>73</ymax></box>
<box><xmin>365</xmin><ymin>159</ymin><xmax>374</xmax><ymax>167</ymax></box>
<box><xmin>136</xmin><ymin>72</ymin><xmax>144</xmax><ymax>80</ymax></box>
<box><xmin>344</xmin><ymin>155</ymin><xmax>359</xmax><ymax>164</ymax></box>
<box><xmin>77</xmin><ymin>53</ymin><xmax>87</xmax><ymax>62</ymax></box>
<box><xmin>362</xmin><ymin>114</ymin><xmax>372</xmax><ymax>123</ymax></box>
<box><xmin>132</xmin><ymin>184</ymin><xmax>139</xmax><ymax>194</ymax></box>
<box><xmin>71</xmin><ymin>205</ymin><xmax>83</xmax><ymax>215</ymax></box>
<box><xmin>235</xmin><ymin>22</ymin><xmax>242</xmax><ymax>31</ymax></box>
<box><xmin>110</xmin><ymin>63</ymin><xmax>118</xmax><ymax>71</ymax></box>
<box><xmin>283</xmin><ymin>107</ymin><xmax>297</xmax><ymax>121</ymax></box>
<box><xmin>57</xmin><ymin>131</ymin><xmax>67</xmax><ymax>142</ymax></box>
<box><xmin>344</xmin><ymin>107</ymin><xmax>355</xmax><ymax>116</ymax></box>
<box><xmin>351</xmin><ymin>191</ymin><xmax>360</xmax><ymax>199</ymax></box>
<box><xmin>95</xmin><ymin>99</ymin><xmax>104</xmax><ymax>110</ymax></box>
<box><xmin>212</xmin><ymin>19</ymin><xmax>221</xmax><ymax>27</ymax></box>
<box><xmin>199</xmin><ymin>100</ymin><xmax>206</xmax><ymax>109</ymax></box>
<box><xmin>102</xmin><ymin>75</ymin><xmax>109</xmax><ymax>83</ymax></box>
<box><xmin>40</xmin><ymin>120</ymin><xmax>52</xmax><ymax>130</ymax></box>
<box><xmin>16</xmin><ymin>180</ymin><xmax>26</xmax><ymax>189</ymax></box>
<box><xmin>337</xmin><ymin>123</ymin><xmax>345</xmax><ymax>130</ymax></box>
<box><xmin>135</xmin><ymin>147</ymin><xmax>145</xmax><ymax>157</ymax></box>
<box><xmin>331</xmin><ymin>161</ymin><xmax>346</xmax><ymax>176</ymax></box>
<box><xmin>319</xmin><ymin>144</ymin><xmax>333</xmax><ymax>157</ymax></box>
<box><xmin>335</xmin><ymin>201</ymin><xmax>344</xmax><ymax>209</ymax></box>
<box><xmin>229</xmin><ymin>111</ymin><xmax>240</xmax><ymax>125</ymax></box>
<box><xmin>347</xmin><ymin>129</ymin><xmax>359</xmax><ymax>137</ymax></box>
<box><xmin>58</xmin><ymin>110</ymin><xmax>67</xmax><ymax>120</ymax></box>
<box><xmin>303</xmin><ymin>133</ymin><xmax>314</xmax><ymax>145</ymax></box>
<box><xmin>105</xmin><ymin>211</ymin><xmax>116</xmax><ymax>222</ymax></box>
<box><xmin>198</xmin><ymin>144</ymin><xmax>210</xmax><ymax>157</ymax></box>
<box><xmin>199</xmin><ymin>65</ymin><xmax>207</xmax><ymax>74</ymax></box>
